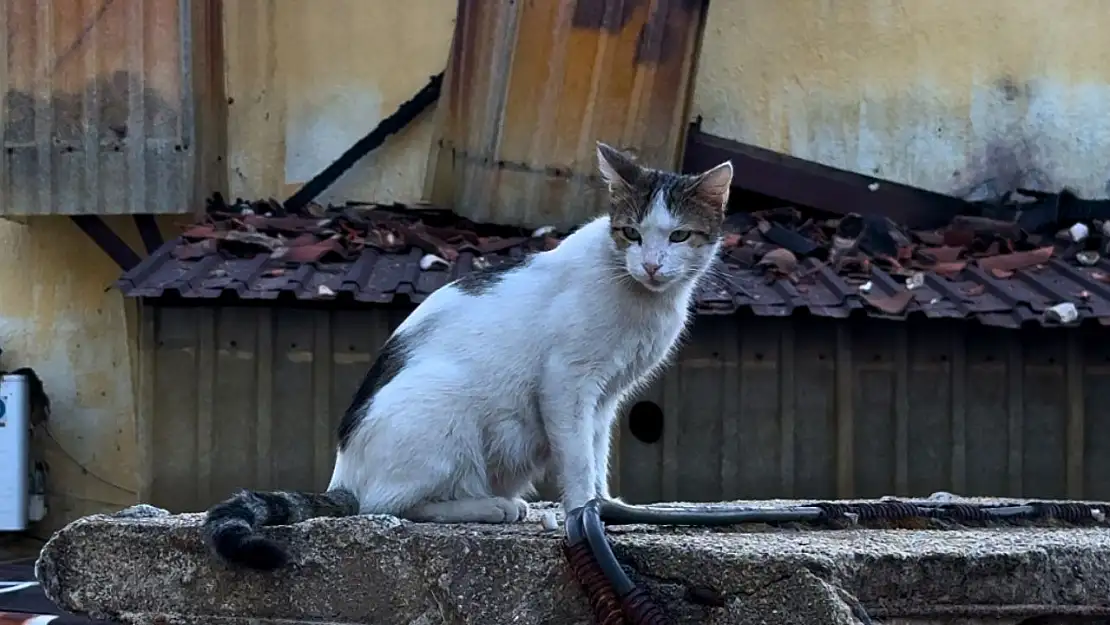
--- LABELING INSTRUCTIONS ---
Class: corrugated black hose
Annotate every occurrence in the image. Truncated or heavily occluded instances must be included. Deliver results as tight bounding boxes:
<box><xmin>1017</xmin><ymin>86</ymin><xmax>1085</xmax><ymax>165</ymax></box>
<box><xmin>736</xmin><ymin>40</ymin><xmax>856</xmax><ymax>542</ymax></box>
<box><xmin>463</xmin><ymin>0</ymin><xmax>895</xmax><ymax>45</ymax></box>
<box><xmin>563</xmin><ymin>499</ymin><xmax>823</xmax><ymax>625</ymax></box>
<box><xmin>562</xmin><ymin>497</ymin><xmax>1110</xmax><ymax>624</ymax></box>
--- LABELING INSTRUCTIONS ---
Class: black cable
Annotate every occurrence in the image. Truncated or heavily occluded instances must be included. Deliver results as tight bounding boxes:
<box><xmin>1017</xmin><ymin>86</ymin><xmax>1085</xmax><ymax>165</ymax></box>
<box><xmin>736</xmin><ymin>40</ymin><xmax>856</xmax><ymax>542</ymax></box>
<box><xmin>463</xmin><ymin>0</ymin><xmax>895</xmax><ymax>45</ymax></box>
<box><xmin>599</xmin><ymin>499</ymin><xmax>824</xmax><ymax>526</ymax></box>
<box><xmin>563</xmin><ymin>507</ymin><xmax>626</xmax><ymax>625</ymax></box>
<box><xmin>576</xmin><ymin>499</ymin><xmax>826</xmax><ymax>611</ymax></box>
<box><xmin>833</xmin><ymin>586</ymin><xmax>875</xmax><ymax>625</ymax></box>
<box><xmin>283</xmin><ymin>71</ymin><xmax>444</xmax><ymax>213</ymax></box>
<box><xmin>564</xmin><ymin>497</ymin><xmax>1110</xmax><ymax>625</ymax></box>
<box><xmin>565</xmin><ymin>506</ymin><xmax>586</xmax><ymax>544</ymax></box>
<box><xmin>582</xmin><ymin>500</ymin><xmax>635</xmax><ymax>596</ymax></box>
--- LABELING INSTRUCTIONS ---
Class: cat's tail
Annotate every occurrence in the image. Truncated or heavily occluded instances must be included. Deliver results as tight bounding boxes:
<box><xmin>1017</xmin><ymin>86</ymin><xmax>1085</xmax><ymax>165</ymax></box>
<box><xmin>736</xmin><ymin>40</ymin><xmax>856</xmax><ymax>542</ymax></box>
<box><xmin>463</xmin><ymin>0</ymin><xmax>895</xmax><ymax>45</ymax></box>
<box><xmin>201</xmin><ymin>488</ymin><xmax>360</xmax><ymax>571</ymax></box>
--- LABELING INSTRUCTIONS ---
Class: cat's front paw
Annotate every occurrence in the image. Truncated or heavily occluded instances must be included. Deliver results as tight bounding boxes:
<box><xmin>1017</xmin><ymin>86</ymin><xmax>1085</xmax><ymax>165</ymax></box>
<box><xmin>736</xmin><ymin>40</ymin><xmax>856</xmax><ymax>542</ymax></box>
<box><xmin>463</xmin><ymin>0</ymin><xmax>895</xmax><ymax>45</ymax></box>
<box><xmin>511</xmin><ymin>497</ymin><xmax>530</xmax><ymax>522</ymax></box>
<box><xmin>488</xmin><ymin>497</ymin><xmax>530</xmax><ymax>522</ymax></box>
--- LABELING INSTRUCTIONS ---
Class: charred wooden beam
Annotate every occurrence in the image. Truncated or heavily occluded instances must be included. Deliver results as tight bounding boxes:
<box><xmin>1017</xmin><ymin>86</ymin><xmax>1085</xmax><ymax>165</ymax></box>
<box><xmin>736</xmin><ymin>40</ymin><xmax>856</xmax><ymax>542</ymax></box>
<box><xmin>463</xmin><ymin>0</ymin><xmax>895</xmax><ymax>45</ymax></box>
<box><xmin>283</xmin><ymin>72</ymin><xmax>443</xmax><ymax>213</ymax></box>
<box><xmin>71</xmin><ymin>215</ymin><xmax>142</xmax><ymax>271</ymax></box>
<box><xmin>682</xmin><ymin>122</ymin><xmax>970</xmax><ymax>230</ymax></box>
<box><xmin>133</xmin><ymin>215</ymin><xmax>165</xmax><ymax>255</ymax></box>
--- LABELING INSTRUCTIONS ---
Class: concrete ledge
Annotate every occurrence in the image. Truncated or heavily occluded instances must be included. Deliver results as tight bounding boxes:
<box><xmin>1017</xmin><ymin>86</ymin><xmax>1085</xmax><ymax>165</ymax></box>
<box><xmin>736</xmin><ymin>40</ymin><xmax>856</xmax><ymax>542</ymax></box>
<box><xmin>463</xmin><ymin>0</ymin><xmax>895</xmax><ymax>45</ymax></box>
<box><xmin>34</xmin><ymin>501</ymin><xmax>1110</xmax><ymax>625</ymax></box>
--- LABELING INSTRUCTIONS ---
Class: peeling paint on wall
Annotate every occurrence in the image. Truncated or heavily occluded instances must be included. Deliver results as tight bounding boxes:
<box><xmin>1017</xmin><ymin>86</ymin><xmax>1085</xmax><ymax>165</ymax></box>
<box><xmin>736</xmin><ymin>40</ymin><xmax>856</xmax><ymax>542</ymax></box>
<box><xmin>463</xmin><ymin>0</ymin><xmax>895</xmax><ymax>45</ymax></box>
<box><xmin>694</xmin><ymin>0</ymin><xmax>1110</xmax><ymax>200</ymax></box>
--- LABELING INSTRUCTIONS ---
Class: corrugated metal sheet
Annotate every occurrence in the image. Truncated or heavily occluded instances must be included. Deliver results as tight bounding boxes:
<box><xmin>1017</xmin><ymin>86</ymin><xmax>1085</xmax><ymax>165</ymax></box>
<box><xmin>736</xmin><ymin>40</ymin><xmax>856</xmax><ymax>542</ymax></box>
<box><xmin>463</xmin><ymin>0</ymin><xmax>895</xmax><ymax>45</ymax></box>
<box><xmin>424</xmin><ymin>0</ymin><xmax>705</xmax><ymax>229</ymax></box>
<box><xmin>137</xmin><ymin>305</ymin><xmax>411</xmax><ymax>510</ymax></box>
<box><xmin>0</xmin><ymin>0</ymin><xmax>196</xmax><ymax>215</ymax></box>
<box><xmin>139</xmin><ymin>305</ymin><xmax>1110</xmax><ymax>512</ymax></box>
<box><xmin>623</xmin><ymin>315</ymin><xmax>1107</xmax><ymax>503</ymax></box>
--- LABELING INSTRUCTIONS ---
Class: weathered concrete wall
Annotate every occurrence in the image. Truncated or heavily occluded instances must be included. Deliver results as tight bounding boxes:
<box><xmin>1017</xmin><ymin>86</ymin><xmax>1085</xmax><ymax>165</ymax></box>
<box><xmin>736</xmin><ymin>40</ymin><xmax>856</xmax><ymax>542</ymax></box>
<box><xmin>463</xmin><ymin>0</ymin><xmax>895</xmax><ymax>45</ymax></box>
<box><xmin>693</xmin><ymin>0</ymin><xmax>1110</xmax><ymax>200</ymax></box>
<box><xmin>36</xmin><ymin>501</ymin><xmax>1110</xmax><ymax>625</ymax></box>
<box><xmin>223</xmin><ymin>0</ymin><xmax>456</xmax><ymax>204</ymax></box>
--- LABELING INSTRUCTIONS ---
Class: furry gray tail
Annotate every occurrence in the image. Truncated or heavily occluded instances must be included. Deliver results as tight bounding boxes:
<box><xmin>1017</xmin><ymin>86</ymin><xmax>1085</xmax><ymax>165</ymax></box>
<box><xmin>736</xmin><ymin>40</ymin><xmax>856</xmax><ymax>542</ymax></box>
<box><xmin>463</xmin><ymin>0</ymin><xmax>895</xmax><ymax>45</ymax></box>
<box><xmin>201</xmin><ymin>488</ymin><xmax>359</xmax><ymax>571</ymax></box>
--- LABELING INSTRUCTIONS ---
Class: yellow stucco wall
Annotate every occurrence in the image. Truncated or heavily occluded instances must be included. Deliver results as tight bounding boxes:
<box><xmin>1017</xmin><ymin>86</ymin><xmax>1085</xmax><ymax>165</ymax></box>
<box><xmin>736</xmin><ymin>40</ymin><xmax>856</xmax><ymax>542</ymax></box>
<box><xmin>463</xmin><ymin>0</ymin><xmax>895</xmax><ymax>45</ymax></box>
<box><xmin>694</xmin><ymin>0</ymin><xmax>1110</xmax><ymax>199</ymax></box>
<box><xmin>0</xmin><ymin>215</ymin><xmax>187</xmax><ymax>536</ymax></box>
<box><xmin>223</xmin><ymin>0</ymin><xmax>457</xmax><ymax>203</ymax></box>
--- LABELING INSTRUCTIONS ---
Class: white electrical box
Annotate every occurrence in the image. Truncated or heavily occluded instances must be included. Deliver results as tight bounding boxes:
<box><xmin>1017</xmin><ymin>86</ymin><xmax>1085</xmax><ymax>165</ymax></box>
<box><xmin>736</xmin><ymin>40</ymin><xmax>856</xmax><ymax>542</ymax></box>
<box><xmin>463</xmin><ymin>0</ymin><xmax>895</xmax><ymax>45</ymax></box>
<box><xmin>0</xmin><ymin>373</ymin><xmax>30</xmax><ymax>531</ymax></box>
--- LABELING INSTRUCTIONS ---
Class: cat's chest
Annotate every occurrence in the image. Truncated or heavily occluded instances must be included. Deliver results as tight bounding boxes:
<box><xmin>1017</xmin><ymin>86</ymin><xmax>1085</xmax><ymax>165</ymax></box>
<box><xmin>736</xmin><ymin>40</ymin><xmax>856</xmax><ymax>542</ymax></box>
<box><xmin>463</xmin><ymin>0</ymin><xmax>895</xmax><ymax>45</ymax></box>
<box><xmin>599</xmin><ymin>310</ymin><xmax>685</xmax><ymax>381</ymax></box>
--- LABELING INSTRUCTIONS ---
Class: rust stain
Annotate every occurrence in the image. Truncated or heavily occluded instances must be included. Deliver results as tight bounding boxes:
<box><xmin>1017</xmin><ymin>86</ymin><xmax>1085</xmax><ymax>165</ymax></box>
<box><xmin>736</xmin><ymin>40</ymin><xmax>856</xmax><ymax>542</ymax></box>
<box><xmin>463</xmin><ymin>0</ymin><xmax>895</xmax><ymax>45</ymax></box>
<box><xmin>569</xmin><ymin>0</ymin><xmax>700</xmax><ymax>64</ymax></box>
<box><xmin>571</xmin><ymin>0</ymin><xmax>645</xmax><ymax>32</ymax></box>
<box><xmin>634</xmin><ymin>0</ymin><xmax>701</xmax><ymax>64</ymax></box>
<box><xmin>2</xmin><ymin>0</ymin><xmax>193</xmax><ymax>215</ymax></box>
<box><xmin>429</xmin><ymin>0</ymin><xmax>705</xmax><ymax>227</ymax></box>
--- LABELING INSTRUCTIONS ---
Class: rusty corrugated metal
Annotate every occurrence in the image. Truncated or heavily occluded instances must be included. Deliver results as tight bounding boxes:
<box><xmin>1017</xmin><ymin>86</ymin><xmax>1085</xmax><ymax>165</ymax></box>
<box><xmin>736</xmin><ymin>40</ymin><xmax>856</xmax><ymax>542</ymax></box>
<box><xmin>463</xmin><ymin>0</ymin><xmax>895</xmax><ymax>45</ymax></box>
<box><xmin>0</xmin><ymin>0</ymin><xmax>196</xmax><ymax>215</ymax></box>
<box><xmin>425</xmin><ymin>0</ymin><xmax>706</xmax><ymax>229</ymax></box>
<box><xmin>139</xmin><ymin>305</ymin><xmax>1110</xmax><ymax>512</ymax></box>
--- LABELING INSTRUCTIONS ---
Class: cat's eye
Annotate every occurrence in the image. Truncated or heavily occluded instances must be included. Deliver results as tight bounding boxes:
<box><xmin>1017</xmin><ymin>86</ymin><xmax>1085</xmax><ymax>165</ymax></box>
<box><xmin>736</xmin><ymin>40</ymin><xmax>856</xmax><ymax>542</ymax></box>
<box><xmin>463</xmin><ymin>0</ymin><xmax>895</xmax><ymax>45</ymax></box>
<box><xmin>668</xmin><ymin>229</ymin><xmax>692</xmax><ymax>243</ymax></box>
<box><xmin>620</xmin><ymin>226</ymin><xmax>642</xmax><ymax>242</ymax></box>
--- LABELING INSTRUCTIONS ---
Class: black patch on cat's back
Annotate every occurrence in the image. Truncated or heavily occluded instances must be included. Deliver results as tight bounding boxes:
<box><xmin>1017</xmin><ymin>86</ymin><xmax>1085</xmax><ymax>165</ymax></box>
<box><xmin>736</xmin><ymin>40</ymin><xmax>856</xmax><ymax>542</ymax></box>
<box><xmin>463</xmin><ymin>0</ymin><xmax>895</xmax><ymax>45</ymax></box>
<box><xmin>337</xmin><ymin>325</ymin><xmax>428</xmax><ymax>450</ymax></box>
<box><xmin>453</xmin><ymin>257</ymin><xmax>530</xmax><ymax>297</ymax></box>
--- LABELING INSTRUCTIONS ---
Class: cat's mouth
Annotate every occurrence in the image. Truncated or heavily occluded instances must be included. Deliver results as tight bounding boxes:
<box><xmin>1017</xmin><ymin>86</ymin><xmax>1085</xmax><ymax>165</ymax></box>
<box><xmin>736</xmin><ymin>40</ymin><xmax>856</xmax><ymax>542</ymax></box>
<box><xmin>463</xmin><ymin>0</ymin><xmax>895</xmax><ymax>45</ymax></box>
<box><xmin>638</xmin><ymin>275</ymin><xmax>670</xmax><ymax>292</ymax></box>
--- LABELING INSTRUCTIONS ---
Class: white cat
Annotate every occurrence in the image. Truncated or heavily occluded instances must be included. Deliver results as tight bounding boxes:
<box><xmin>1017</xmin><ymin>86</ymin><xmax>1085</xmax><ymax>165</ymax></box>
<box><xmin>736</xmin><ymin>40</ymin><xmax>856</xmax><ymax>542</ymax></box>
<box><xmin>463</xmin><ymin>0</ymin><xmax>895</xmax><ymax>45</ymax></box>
<box><xmin>202</xmin><ymin>143</ymin><xmax>733</xmax><ymax>570</ymax></box>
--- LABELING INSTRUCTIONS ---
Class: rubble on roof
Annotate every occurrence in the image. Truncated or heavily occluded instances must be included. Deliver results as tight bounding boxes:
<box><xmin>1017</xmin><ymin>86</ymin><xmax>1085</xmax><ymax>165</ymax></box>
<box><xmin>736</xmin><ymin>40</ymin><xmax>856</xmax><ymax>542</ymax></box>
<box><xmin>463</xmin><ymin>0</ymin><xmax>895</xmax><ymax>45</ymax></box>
<box><xmin>115</xmin><ymin>190</ymin><xmax>1110</xmax><ymax>329</ymax></box>
<box><xmin>175</xmin><ymin>193</ymin><xmax>560</xmax><ymax>264</ymax></box>
<box><xmin>717</xmin><ymin>193</ymin><xmax>1110</xmax><ymax>323</ymax></box>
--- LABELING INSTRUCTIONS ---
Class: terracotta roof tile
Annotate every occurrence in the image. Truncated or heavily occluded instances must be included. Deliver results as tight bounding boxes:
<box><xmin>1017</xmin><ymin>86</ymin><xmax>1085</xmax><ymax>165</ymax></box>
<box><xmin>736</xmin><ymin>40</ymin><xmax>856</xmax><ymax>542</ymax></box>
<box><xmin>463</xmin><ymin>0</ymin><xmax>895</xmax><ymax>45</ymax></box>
<box><xmin>115</xmin><ymin>196</ymin><xmax>1110</xmax><ymax>329</ymax></box>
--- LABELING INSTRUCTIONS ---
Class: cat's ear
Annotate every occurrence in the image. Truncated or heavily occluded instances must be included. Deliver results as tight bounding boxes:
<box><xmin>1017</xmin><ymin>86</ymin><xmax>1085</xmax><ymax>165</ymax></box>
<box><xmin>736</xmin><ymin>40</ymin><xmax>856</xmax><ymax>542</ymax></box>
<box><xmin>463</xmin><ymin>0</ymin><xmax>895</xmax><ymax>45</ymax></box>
<box><xmin>596</xmin><ymin>142</ymin><xmax>641</xmax><ymax>192</ymax></box>
<box><xmin>690</xmin><ymin>161</ymin><xmax>733</xmax><ymax>213</ymax></box>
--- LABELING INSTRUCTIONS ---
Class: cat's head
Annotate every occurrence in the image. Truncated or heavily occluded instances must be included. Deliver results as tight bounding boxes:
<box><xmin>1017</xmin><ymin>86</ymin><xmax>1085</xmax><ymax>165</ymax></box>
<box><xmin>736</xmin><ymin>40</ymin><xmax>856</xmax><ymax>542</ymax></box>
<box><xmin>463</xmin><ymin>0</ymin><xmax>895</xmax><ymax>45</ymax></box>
<box><xmin>596</xmin><ymin>142</ymin><xmax>733</xmax><ymax>293</ymax></box>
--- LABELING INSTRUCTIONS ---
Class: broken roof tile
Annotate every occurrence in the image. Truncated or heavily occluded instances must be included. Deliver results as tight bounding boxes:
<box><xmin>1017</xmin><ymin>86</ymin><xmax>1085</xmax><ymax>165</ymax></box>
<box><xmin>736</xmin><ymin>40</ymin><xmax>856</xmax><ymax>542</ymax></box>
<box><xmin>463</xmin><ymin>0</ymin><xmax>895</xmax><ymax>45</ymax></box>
<box><xmin>114</xmin><ymin>194</ymin><xmax>1110</xmax><ymax>329</ymax></box>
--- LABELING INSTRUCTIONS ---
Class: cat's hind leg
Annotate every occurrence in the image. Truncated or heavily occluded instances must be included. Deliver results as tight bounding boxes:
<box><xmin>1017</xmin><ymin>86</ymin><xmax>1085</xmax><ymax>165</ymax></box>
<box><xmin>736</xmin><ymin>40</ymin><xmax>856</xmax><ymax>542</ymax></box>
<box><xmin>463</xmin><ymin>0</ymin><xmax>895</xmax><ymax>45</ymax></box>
<box><xmin>404</xmin><ymin>497</ymin><xmax>528</xmax><ymax>523</ymax></box>
<box><xmin>396</xmin><ymin>440</ymin><xmax>531</xmax><ymax>523</ymax></box>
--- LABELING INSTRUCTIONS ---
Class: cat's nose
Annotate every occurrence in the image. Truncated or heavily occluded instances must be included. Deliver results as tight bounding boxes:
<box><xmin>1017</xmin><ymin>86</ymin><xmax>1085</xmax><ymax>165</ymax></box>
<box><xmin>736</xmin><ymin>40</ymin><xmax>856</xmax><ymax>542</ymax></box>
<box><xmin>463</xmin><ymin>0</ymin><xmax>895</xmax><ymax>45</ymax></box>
<box><xmin>642</xmin><ymin>262</ymin><xmax>660</xmax><ymax>277</ymax></box>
